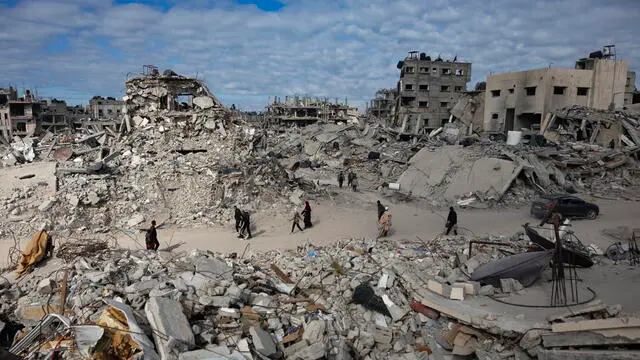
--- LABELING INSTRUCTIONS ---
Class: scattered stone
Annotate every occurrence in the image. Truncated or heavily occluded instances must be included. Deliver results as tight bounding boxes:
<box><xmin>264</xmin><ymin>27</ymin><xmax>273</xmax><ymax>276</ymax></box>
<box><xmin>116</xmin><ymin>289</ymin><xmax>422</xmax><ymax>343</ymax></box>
<box><xmin>250</xmin><ymin>326</ymin><xmax>277</xmax><ymax>357</ymax></box>
<box><xmin>500</xmin><ymin>278</ymin><xmax>524</xmax><ymax>293</ymax></box>
<box><xmin>145</xmin><ymin>297</ymin><xmax>195</xmax><ymax>359</ymax></box>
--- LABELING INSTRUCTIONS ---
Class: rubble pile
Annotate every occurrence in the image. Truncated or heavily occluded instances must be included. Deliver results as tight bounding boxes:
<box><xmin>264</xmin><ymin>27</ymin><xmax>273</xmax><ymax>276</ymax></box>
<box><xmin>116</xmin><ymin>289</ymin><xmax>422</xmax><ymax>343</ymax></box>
<box><xmin>0</xmin><ymin>234</ymin><xmax>535</xmax><ymax>359</ymax></box>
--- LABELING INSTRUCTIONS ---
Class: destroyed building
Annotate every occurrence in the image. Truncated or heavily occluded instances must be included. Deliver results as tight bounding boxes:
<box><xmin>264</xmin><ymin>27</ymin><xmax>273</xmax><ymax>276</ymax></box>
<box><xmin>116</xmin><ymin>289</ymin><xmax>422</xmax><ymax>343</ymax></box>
<box><xmin>484</xmin><ymin>45</ymin><xmax>632</xmax><ymax>134</ymax></box>
<box><xmin>265</xmin><ymin>96</ymin><xmax>359</xmax><ymax>125</ymax></box>
<box><xmin>393</xmin><ymin>51</ymin><xmax>472</xmax><ymax>135</ymax></box>
<box><xmin>87</xmin><ymin>96</ymin><xmax>124</xmax><ymax>120</ymax></box>
<box><xmin>5</xmin><ymin>89</ymin><xmax>41</xmax><ymax>138</ymax></box>
<box><xmin>366</xmin><ymin>88</ymin><xmax>396</xmax><ymax>121</ymax></box>
<box><xmin>37</xmin><ymin>99</ymin><xmax>73</xmax><ymax>134</ymax></box>
<box><xmin>450</xmin><ymin>90</ymin><xmax>485</xmax><ymax>136</ymax></box>
<box><xmin>624</xmin><ymin>70</ymin><xmax>638</xmax><ymax>106</ymax></box>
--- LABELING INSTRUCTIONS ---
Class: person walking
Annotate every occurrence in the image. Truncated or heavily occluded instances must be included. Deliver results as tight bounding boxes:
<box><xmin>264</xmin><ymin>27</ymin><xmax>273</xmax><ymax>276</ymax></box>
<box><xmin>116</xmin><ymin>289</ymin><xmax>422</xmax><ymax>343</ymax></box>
<box><xmin>347</xmin><ymin>171</ymin><xmax>354</xmax><ymax>187</ymax></box>
<box><xmin>338</xmin><ymin>171</ymin><xmax>345</xmax><ymax>188</ymax></box>
<box><xmin>302</xmin><ymin>201</ymin><xmax>313</xmax><ymax>229</ymax></box>
<box><xmin>291</xmin><ymin>212</ymin><xmax>304</xmax><ymax>233</ymax></box>
<box><xmin>351</xmin><ymin>175</ymin><xmax>358</xmax><ymax>192</ymax></box>
<box><xmin>377</xmin><ymin>200</ymin><xmax>385</xmax><ymax>221</ymax></box>
<box><xmin>240</xmin><ymin>211</ymin><xmax>252</xmax><ymax>239</ymax></box>
<box><xmin>234</xmin><ymin>206</ymin><xmax>244</xmax><ymax>234</ymax></box>
<box><xmin>445</xmin><ymin>207</ymin><xmax>458</xmax><ymax>235</ymax></box>
<box><xmin>145</xmin><ymin>220</ymin><xmax>160</xmax><ymax>251</ymax></box>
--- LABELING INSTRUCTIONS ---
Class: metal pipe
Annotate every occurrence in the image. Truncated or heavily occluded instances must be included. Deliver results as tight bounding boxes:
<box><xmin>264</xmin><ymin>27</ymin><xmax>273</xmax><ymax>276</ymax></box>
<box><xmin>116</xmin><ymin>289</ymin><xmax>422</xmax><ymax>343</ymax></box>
<box><xmin>468</xmin><ymin>240</ymin><xmax>513</xmax><ymax>259</ymax></box>
<box><xmin>9</xmin><ymin>314</ymin><xmax>71</xmax><ymax>355</ymax></box>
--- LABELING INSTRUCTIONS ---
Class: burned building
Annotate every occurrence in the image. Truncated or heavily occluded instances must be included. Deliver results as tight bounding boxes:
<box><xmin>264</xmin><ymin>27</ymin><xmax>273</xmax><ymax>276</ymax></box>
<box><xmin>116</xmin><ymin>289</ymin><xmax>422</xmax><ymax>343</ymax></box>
<box><xmin>366</xmin><ymin>89</ymin><xmax>396</xmax><ymax>121</ymax></box>
<box><xmin>484</xmin><ymin>46</ymin><xmax>631</xmax><ymax>134</ymax></box>
<box><xmin>393</xmin><ymin>51</ymin><xmax>472</xmax><ymax>135</ymax></box>
<box><xmin>265</xmin><ymin>96</ymin><xmax>359</xmax><ymax>125</ymax></box>
<box><xmin>88</xmin><ymin>96</ymin><xmax>124</xmax><ymax>120</ymax></box>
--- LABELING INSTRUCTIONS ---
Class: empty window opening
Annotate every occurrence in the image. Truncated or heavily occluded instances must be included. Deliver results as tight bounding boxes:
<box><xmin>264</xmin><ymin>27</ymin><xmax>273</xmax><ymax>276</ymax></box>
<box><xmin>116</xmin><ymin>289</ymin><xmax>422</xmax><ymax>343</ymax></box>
<box><xmin>441</xmin><ymin>85</ymin><xmax>450</xmax><ymax>92</ymax></box>
<box><xmin>418</xmin><ymin>101</ymin><xmax>429</xmax><ymax>108</ymax></box>
<box><xmin>455</xmin><ymin>69</ymin><xmax>464</xmax><ymax>76</ymax></box>
<box><xmin>525</xmin><ymin>87</ymin><xmax>536</xmax><ymax>96</ymax></box>
<box><xmin>491</xmin><ymin>113</ymin><xmax>499</xmax><ymax>119</ymax></box>
<box><xmin>420</xmin><ymin>67</ymin><xmax>429</xmax><ymax>73</ymax></box>
<box><xmin>441</xmin><ymin>118</ymin><xmax>449</xmax><ymax>126</ymax></box>
<box><xmin>107</xmin><ymin>109</ymin><xmax>113</xmax><ymax>114</ymax></box>
<box><xmin>419</xmin><ymin>84</ymin><xmax>429</xmax><ymax>92</ymax></box>
<box><xmin>440</xmin><ymin>102</ymin><xmax>449</xmax><ymax>108</ymax></box>
<box><xmin>553</xmin><ymin>86</ymin><xmax>566</xmax><ymax>95</ymax></box>
<box><xmin>441</xmin><ymin>68</ymin><xmax>451</xmax><ymax>75</ymax></box>
<box><xmin>16</xmin><ymin>122</ymin><xmax>26</xmax><ymax>132</ymax></box>
<box><xmin>404</xmin><ymin>84</ymin><xmax>414</xmax><ymax>91</ymax></box>
<box><xmin>432</xmin><ymin>67</ymin><xmax>437</xmax><ymax>74</ymax></box>
<box><xmin>405</xmin><ymin>67</ymin><xmax>415</xmax><ymax>74</ymax></box>
<box><xmin>491</xmin><ymin>90</ymin><xmax>501</xmax><ymax>97</ymax></box>
<box><xmin>508</xmin><ymin>88</ymin><xmax>514</xmax><ymax>94</ymax></box>
<box><xmin>454</xmin><ymin>86</ymin><xmax>463</xmax><ymax>92</ymax></box>
<box><xmin>577</xmin><ymin>87</ymin><xmax>589</xmax><ymax>96</ymax></box>
<box><xmin>98</xmin><ymin>109</ymin><xmax>104</xmax><ymax>116</ymax></box>
<box><xmin>401</xmin><ymin>97</ymin><xmax>415</xmax><ymax>106</ymax></box>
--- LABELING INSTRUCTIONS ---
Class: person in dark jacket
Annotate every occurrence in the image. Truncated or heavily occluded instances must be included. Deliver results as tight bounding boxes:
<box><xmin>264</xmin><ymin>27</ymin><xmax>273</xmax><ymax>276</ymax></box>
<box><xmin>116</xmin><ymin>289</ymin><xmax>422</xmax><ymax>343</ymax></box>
<box><xmin>234</xmin><ymin>206</ymin><xmax>244</xmax><ymax>234</ymax></box>
<box><xmin>377</xmin><ymin>200</ymin><xmax>385</xmax><ymax>221</ymax></box>
<box><xmin>338</xmin><ymin>171</ymin><xmax>345</xmax><ymax>188</ymax></box>
<box><xmin>347</xmin><ymin>171</ymin><xmax>354</xmax><ymax>187</ymax></box>
<box><xmin>445</xmin><ymin>207</ymin><xmax>458</xmax><ymax>235</ymax></box>
<box><xmin>145</xmin><ymin>220</ymin><xmax>160</xmax><ymax>251</ymax></box>
<box><xmin>302</xmin><ymin>201</ymin><xmax>312</xmax><ymax>229</ymax></box>
<box><xmin>351</xmin><ymin>175</ymin><xmax>358</xmax><ymax>192</ymax></box>
<box><xmin>240</xmin><ymin>211</ymin><xmax>252</xmax><ymax>239</ymax></box>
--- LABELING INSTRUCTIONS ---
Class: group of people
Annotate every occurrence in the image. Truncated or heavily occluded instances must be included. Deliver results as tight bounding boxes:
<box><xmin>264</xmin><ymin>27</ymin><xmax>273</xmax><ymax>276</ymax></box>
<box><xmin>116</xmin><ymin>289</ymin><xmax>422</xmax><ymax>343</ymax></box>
<box><xmin>234</xmin><ymin>206</ymin><xmax>253</xmax><ymax>239</ymax></box>
<box><xmin>337</xmin><ymin>171</ymin><xmax>358</xmax><ymax>192</ymax></box>
<box><xmin>291</xmin><ymin>201</ymin><xmax>313</xmax><ymax>233</ymax></box>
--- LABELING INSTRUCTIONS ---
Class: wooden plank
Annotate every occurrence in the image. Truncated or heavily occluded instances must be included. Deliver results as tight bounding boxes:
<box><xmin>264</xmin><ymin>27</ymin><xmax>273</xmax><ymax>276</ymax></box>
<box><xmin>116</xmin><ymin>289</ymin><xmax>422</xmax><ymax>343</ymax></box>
<box><xmin>552</xmin><ymin>317</ymin><xmax>640</xmax><ymax>333</ymax></box>
<box><xmin>546</xmin><ymin>301</ymin><xmax>603</xmax><ymax>322</ymax></box>
<box><xmin>542</xmin><ymin>328</ymin><xmax>640</xmax><ymax>348</ymax></box>
<box><xmin>537</xmin><ymin>349</ymin><xmax>640</xmax><ymax>360</ymax></box>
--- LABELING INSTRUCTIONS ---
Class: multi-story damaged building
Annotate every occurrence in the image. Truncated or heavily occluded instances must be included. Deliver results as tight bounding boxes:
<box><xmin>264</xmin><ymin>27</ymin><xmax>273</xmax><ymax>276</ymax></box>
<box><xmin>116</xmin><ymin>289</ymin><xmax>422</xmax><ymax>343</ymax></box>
<box><xmin>6</xmin><ymin>89</ymin><xmax>41</xmax><ymax>138</ymax></box>
<box><xmin>0</xmin><ymin>87</ymin><xmax>18</xmax><ymax>140</ymax></box>
<box><xmin>38</xmin><ymin>99</ymin><xmax>72</xmax><ymax>134</ymax></box>
<box><xmin>393</xmin><ymin>51</ymin><xmax>472</xmax><ymax>134</ymax></box>
<box><xmin>624</xmin><ymin>71</ymin><xmax>638</xmax><ymax>105</ymax></box>
<box><xmin>484</xmin><ymin>46</ymin><xmax>631</xmax><ymax>133</ymax></box>
<box><xmin>265</xmin><ymin>96</ymin><xmax>359</xmax><ymax>125</ymax></box>
<box><xmin>88</xmin><ymin>96</ymin><xmax>124</xmax><ymax>120</ymax></box>
<box><xmin>366</xmin><ymin>89</ymin><xmax>396</xmax><ymax>120</ymax></box>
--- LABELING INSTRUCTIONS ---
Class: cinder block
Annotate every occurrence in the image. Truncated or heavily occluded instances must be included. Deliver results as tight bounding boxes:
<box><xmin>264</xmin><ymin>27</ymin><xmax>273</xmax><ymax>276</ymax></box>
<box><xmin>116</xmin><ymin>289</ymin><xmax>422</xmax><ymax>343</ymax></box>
<box><xmin>427</xmin><ymin>279</ymin><xmax>451</xmax><ymax>298</ymax></box>
<box><xmin>449</xmin><ymin>284</ymin><xmax>466</xmax><ymax>301</ymax></box>
<box><xmin>462</xmin><ymin>281</ymin><xmax>481</xmax><ymax>296</ymax></box>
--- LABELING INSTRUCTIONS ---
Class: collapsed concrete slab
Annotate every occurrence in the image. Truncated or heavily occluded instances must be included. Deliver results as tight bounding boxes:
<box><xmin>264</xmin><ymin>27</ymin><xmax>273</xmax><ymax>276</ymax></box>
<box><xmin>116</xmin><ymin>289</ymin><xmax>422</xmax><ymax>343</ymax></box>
<box><xmin>145</xmin><ymin>297</ymin><xmax>195</xmax><ymax>360</ymax></box>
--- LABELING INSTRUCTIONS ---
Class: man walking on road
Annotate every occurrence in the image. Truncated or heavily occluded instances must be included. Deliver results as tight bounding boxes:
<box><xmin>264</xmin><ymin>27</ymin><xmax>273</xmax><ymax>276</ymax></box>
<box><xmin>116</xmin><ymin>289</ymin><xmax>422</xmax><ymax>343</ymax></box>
<box><xmin>291</xmin><ymin>212</ymin><xmax>304</xmax><ymax>233</ymax></box>
<box><xmin>445</xmin><ymin>207</ymin><xmax>458</xmax><ymax>235</ymax></box>
<box><xmin>234</xmin><ymin>206</ymin><xmax>244</xmax><ymax>234</ymax></box>
<box><xmin>145</xmin><ymin>220</ymin><xmax>160</xmax><ymax>251</ymax></box>
<box><xmin>377</xmin><ymin>200</ymin><xmax>385</xmax><ymax>221</ymax></box>
<box><xmin>338</xmin><ymin>171</ymin><xmax>345</xmax><ymax>188</ymax></box>
<box><xmin>240</xmin><ymin>211</ymin><xmax>252</xmax><ymax>239</ymax></box>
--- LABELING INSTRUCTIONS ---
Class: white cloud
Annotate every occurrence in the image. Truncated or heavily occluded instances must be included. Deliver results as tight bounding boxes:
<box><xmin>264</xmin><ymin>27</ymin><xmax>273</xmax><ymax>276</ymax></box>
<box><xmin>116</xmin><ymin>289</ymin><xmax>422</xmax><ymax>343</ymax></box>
<box><xmin>0</xmin><ymin>0</ymin><xmax>638</xmax><ymax>111</ymax></box>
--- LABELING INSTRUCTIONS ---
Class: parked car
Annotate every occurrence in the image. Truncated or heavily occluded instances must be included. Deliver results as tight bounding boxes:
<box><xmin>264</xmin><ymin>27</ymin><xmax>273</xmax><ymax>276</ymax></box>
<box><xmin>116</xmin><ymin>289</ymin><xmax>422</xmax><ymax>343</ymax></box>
<box><xmin>530</xmin><ymin>194</ymin><xmax>599</xmax><ymax>220</ymax></box>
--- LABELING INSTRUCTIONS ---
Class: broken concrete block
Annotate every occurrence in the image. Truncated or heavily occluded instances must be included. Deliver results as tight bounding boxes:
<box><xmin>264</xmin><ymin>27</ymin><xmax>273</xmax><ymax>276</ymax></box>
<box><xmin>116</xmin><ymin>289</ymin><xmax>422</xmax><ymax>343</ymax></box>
<box><xmin>290</xmin><ymin>342</ymin><xmax>326</xmax><ymax>360</ymax></box>
<box><xmin>500</xmin><ymin>278</ymin><xmax>524</xmax><ymax>293</ymax></box>
<box><xmin>178</xmin><ymin>350</ymin><xmax>245</xmax><ymax>360</ymax></box>
<box><xmin>449</xmin><ymin>284</ymin><xmax>466</xmax><ymax>301</ymax></box>
<box><xmin>373</xmin><ymin>325</ymin><xmax>393</xmax><ymax>344</ymax></box>
<box><xmin>284</xmin><ymin>340</ymin><xmax>309</xmax><ymax>358</ymax></box>
<box><xmin>199</xmin><ymin>296</ymin><xmax>231</xmax><ymax>307</ymax></box>
<box><xmin>37</xmin><ymin>278</ymin><xmax>56</xmax><ymax>295</ymax></box>
<box><xmin>38</xmin><ymin>197</ymin><xmax>57</xmax><ymax>212</ymax></box>
<box><xmin>303</xmin><ymin>320</ymin><xmax>326</xmax><ymax>343</ymax></box>
<box><xmin>192</xmin><ymin>256</ymin><xmax>232</xmax><ymax>280</ymax></box>
<box><xmin>145</xmin><ymin>297</ymin><xmax>195</xmax><ymax>360</ymax></box>
<box><xmin>479</xmin><ymin>285</ymin><xmax>495</xmax><ymax>296</ymax></box>
<box><xmin>427</xmin><ymin>279</ymin><xmax>451</xmax><ymax>297</ymax></box>
<box><xmin>462</xmin><ymin>281</ymin><xmax>481</xmax><ymax>296</ymax></box>
<box><xmin>125</xmin><ymin>279</ymin><xmax>159</xmax><ymax>294</ymax></box>
<box><xmin>382</xmin><ymin>294</ymin><xmax>409</xmax><ymax>321</ymax></box>
<box><xmin>249</xmin><ymin>326</ymin><xmax>277</xmax><ymax>357</ymax></box>
<box><xmin>193</xmin><ymin>96</ymin><xmax>215</xmax><ymax>109</ymax></box>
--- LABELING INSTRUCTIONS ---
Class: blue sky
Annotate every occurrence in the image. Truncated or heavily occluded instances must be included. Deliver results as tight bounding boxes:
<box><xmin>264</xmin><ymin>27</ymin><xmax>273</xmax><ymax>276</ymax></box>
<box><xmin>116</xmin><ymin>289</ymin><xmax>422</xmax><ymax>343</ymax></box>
<box><xmin>0</xmin><ymin>0</ymin><xmax>639</xmax><ymax>110</ymax></box>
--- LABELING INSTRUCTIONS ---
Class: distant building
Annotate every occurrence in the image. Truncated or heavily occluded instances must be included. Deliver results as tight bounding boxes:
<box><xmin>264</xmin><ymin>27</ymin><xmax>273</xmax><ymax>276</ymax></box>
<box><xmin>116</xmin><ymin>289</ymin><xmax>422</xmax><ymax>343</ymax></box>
<box><xmin>0</xmin><ymin>87</ymin><xmax>18</xmax><ymax>140</ymax></box>
<box><xmin>88</xmin><ymin>96</ymin><xmax>124</xmax><ymax>120</ymax></box>
<box><xmin>624</xmin><ymin>71</ymin><xmax>638</xmax><ymax>105</ymax></box>
<box><xmin>393</xmin><ymin>51</ymin><xmax>472</xmax><ymax>134</ymax></box>
<box><xmin>367</xmin><ymin>89</ymin><xmax>396</xmax><ymax>121</ymax></box>
<box><xmin>7</xmin><ymin>89</ymin><xmax>41</xmax><ymax>137</ymax></box>
<box><xmin>38</xmin><ymin>99</ymin><xmax>73</xmax><ymax>134</ymax></box>
<box><xmin>484</xmin><ymin>46</ymin><xmax>630</xmax><ymax>133</ymax></box>
<box><xmin>265</xmin><ymin>96</ymin><xmax>359</xmax><ymax>125</ymax></box>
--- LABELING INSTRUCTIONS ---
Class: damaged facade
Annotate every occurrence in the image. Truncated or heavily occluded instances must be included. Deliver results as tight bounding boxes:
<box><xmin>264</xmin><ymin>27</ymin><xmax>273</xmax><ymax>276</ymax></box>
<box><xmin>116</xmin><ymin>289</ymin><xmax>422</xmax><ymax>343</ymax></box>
<box><xmin>88</xmin><ymin>96</ymin><xmax>124</xmax><ymax>120</ymax></box>
<box><xmin>484</xmin><ymin>47</ymin><xmax>630</xmax><ymax>134</ymax></box>
<box><xmin>366</xmin><ymin>89</ymin><xmax>396</xmax><ymax>121</ymax></box>
<box><xmin>265</xmin><ymin>96</ymin><xmax>359</xmax><ymax>125</ymax></box>
<box><xmin>393</xmin><ymin>51</ymin><xmax>472</xmax><ymax>135</ymax></box>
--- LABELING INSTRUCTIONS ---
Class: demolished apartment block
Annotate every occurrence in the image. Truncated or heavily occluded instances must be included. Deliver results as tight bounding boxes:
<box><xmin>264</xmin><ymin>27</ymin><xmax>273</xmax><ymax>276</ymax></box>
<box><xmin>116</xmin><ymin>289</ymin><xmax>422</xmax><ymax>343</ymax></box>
<box><xmin>366</xmin><ymin>88</ymin><xmax>396</xmax><ymax>121</ymax></box>
<box><xmin>124</xmin><ymin>67</ymin><xmax>228</xmax><ymax>129</ymax></box>
<box><xmin>393</xmin><ymin>51</ymin><xmax>472</xmax><ymax>135</ymax></box>
<box><xmin>265</xmin><ymin>96</ymin><xmax>359</xmax><ymax>125</ymax></box>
